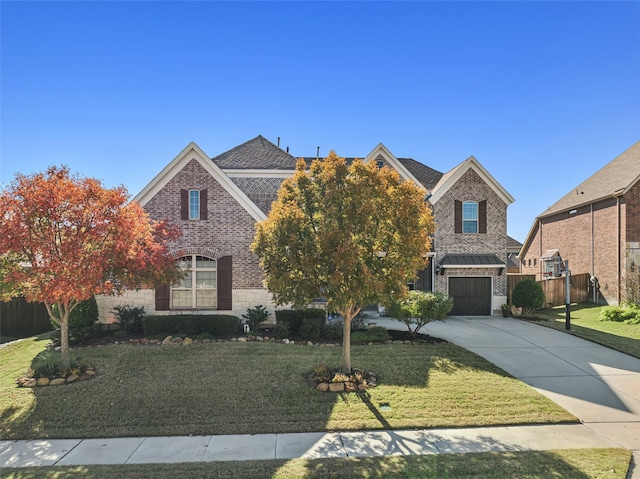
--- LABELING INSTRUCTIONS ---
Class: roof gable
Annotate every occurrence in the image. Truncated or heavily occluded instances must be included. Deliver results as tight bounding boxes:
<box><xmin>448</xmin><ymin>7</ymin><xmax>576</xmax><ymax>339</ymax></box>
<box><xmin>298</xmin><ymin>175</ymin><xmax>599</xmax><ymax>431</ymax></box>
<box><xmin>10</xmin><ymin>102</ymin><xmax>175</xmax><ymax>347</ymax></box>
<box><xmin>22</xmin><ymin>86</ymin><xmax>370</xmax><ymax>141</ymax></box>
<box><xmin>212</xmin><ymin>135</ymin><xmax>297</xmax><ymax>170</ymax></box>
<box><xmin>539</xmin><ymin>140</ymin><xmax>640</xmax><ymax>218</ymax></box>
<box><xmin>429</xmin><ymin>156</ymin><xmax>515</xmax><ymax>205</ymax></box>
<box><xmin>133</xmin><ymin>142</ymin><xmax>266</xmax><ymax>222</ymax></box>
<box><xmin>362</xmin><ymin>143</ymin><xmax>426</xmax><ymax>188</ymax></box>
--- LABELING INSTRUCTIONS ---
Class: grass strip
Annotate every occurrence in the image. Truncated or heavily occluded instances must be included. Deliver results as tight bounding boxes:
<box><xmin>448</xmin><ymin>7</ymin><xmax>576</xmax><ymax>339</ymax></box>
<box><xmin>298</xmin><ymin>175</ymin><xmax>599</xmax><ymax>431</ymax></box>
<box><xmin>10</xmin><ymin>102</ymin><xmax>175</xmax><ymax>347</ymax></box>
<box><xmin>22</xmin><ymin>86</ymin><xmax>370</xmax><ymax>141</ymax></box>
<box><xmin>529</xmin><ymin>303</ymin><xmax>640</xmax><ymax>359</ymax></box>
<box><xmin>1</xmin><ymin>449</ymin><xmax>631</xmax><ymax>479</ymax></box>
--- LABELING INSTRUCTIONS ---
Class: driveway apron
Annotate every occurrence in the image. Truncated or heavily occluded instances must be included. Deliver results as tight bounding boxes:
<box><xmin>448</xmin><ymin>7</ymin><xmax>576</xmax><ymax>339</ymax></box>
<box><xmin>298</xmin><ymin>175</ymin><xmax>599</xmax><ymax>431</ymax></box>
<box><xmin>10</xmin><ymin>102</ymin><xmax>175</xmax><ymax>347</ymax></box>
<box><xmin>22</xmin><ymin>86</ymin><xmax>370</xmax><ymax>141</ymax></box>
<box><xmin>420</xmin><ymin>316</ymin><xmax>640</xmax><ymax>452</ymax></box>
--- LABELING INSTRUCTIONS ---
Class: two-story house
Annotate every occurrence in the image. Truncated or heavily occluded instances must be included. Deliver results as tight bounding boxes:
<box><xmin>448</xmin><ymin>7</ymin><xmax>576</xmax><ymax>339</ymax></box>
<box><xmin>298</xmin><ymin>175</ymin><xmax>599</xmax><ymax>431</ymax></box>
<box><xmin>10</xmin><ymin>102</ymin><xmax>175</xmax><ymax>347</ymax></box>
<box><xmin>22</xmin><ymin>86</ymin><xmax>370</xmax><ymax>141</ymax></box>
<box><xmin>96</xmin><ymin>136</ymin><xmax>514</xmax><ymax>321</ymax></box>
<box><xmin>518</xmin><ymin>141</ymin><xmax>640</xmax><ymax>305</ymax></box>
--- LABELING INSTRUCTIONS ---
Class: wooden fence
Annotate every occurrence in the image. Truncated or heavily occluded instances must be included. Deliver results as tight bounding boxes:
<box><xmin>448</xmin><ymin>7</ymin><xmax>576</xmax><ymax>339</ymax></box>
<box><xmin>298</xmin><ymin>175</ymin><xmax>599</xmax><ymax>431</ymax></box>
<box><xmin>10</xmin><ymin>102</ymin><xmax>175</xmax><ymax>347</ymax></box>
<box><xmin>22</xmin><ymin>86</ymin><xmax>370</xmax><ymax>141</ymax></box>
<box><xmin>0</xmin><ymin>297</ymin><xmax>52</xmax><ymax>340</ymax></box>
<box><xmin>507</xmin><ymin>273</ymin><xmax>591</xmax><ymax>307</ymax></box>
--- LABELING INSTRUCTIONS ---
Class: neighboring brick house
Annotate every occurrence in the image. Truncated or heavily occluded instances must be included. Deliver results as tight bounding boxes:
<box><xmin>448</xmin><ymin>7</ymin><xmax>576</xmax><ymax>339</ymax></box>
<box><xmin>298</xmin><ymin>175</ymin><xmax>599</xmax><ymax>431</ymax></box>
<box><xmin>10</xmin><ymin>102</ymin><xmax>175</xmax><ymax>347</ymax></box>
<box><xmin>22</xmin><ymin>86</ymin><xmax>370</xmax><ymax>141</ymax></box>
<box><xmin>518</xmin><ymin>141</ymin><xmax>640</xmax><ymax>305</ymax></box>
<box><xmin>97</xmin><ymin>136</ymin><xmax>514</xmax><ymax>321</ymax></box>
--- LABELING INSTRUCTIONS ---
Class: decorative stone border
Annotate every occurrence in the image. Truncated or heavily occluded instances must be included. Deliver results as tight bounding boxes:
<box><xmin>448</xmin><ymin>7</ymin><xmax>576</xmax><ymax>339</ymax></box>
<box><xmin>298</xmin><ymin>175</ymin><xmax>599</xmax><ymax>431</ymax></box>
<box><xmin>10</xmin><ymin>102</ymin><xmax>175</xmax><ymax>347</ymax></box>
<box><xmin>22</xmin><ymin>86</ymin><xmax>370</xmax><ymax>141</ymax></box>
<box><xmin>16</xmin><ymin>367</ymin><xmax>96</xmax><ymax>388</ymax></box>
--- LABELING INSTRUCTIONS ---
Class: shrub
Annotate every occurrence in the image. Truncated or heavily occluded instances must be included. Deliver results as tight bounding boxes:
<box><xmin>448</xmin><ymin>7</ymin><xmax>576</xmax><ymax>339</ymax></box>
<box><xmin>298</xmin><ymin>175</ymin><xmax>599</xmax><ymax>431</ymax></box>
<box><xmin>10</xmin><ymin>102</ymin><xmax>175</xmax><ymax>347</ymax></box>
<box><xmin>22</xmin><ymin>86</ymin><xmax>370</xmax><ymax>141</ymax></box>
<box><xmin>599</xmin><ymin>304</ymin><xmax>640</xmax><ymax>324</ymax></box>
<box><xmin>273</xmin><ymin>323</ymin><xmax>289</xmax><ymax>340</ymax></box>
<box><xmin>322</xmin><ymin>320</ymin><xmax>343</xmax><ymax>340</ymax></box>
<box><xmin>275</xmin><ymin>309</ymin><xmax>326</xmax><ymax>335</ymax></box>
<box><xmin>143</xmin><ymin>315</ymin><xmax>240</xmax><ymax>337</ymax></box>
<box><xmin>241</xmin><ymin>305</ymin><xmax>271</xmax><ymax>331</ymax></box>
<box><xmin>112</xmin><ymin>305</ymin><xmax>146</xmax><ymax>335</ymax></box>
<box><xmin>511</xmin><ymin>279</ymin><xmax>545</xmax><ymax>315</ymax></box>
<box><xmin>350</xmin><ymin>326</ymin><xmax>391</xmax><ymax>344</ymax></box>
<box><xmin>299</xmin><ymin>316</ymin><xmax>323</xmax><ymax>340</ymax></box>
<box><xmin>51</xmin><ymin>296</ymin><xmax>102</xmax><ymax>344</ymax></box>
<box><xmin>31</xmin><ymin>350</ymin><xmax>82</xmax><ymax>379</ymax></box>
<box><xmin>387</xmin><ymin>291</ymin><xmax>453</xmax><ymax>339</ymax></box>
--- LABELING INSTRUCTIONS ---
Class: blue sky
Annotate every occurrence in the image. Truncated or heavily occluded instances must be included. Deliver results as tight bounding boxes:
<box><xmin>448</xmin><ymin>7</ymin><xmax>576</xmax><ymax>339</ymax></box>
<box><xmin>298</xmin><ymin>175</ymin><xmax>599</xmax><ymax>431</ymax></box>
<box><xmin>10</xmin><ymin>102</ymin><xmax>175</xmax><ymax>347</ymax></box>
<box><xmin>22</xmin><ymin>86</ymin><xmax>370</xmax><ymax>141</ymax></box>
<box><xmin>1</xmin><ymin>1</ymin><xmax>638</xmax><ymax>243</ymax></box>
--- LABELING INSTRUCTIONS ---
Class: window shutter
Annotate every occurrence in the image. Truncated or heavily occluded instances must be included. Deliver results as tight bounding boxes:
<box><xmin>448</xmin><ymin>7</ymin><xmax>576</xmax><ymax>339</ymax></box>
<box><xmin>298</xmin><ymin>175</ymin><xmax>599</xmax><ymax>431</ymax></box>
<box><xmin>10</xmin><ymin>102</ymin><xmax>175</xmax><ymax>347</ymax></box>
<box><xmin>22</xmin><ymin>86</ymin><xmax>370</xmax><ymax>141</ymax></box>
<box><xmin>180</xmin><ymin>189</ymin><xmax>188</xmax><ymax>220</ymax></box>
<box><xmin>454</xmin><ymin>200</ymin><xmax>462</xmax><ymax>234</ymax></box>
<box><xmin>155</xmin><ymin>285</ymin><xmax>170</xmax><ymax>311</ymax></box>
<box><xmin>217</xmin><ymin>256</ymin><xmax>232</xmax><ymax>310</ymax></box>
<box><xmin>200</xmin><ymin>189</ymin><xmax>208</xmax><ymax>220</ymax></box>
<box><xmin>479</xmin><ymin>200</ymin><xmax>487</xmax><ymax>234</ymax></box>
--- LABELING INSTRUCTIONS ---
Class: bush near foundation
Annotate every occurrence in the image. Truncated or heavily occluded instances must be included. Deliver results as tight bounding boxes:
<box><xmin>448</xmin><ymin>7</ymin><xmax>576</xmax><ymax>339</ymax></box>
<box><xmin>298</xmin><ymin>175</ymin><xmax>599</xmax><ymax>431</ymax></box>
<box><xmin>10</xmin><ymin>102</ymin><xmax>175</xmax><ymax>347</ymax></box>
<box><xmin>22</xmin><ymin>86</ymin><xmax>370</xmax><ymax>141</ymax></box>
<box><xmin>143</xmin><ymin>314</ymin><xmax>240</xmax><ymax>337</ymax></box>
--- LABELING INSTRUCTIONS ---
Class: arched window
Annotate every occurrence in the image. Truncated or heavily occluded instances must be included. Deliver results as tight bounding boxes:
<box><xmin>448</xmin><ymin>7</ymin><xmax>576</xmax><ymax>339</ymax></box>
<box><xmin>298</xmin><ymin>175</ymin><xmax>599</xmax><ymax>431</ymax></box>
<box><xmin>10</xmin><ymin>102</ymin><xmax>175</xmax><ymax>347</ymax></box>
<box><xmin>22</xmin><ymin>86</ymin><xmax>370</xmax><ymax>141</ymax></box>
<box><xmin>171</xmin><ymin>255</ymin><xmax>217</xmax><ymax>308</ymax></box>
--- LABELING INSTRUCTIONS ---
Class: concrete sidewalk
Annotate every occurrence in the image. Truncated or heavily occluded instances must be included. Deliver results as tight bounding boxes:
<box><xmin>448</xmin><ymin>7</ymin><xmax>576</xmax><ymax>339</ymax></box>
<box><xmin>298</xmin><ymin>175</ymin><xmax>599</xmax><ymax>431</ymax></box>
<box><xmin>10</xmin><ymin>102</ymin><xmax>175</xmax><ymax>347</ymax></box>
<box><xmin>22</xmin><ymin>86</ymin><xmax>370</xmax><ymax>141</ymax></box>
<box><xmin>0</xmin><ymin>424</ymin><xmax>621</xmax><ymax>467</ymax></box>
<box><xmin>2</xmin><ymin>316</ymin><xmax>639</xmax><ymax>476</ymax></box>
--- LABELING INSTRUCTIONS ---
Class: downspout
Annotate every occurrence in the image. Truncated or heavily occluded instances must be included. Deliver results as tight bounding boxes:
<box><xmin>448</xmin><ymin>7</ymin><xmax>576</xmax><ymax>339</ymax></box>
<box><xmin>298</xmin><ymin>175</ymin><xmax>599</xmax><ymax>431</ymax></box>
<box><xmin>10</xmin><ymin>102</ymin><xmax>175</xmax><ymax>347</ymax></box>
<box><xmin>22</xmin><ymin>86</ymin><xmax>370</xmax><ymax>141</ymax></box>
<box><xmin>616</xmin><ymin>195</ymin><xmax>622</xmax><ymax>304</ymax></box>
<box><xmin>591</xmin><ymin>204</ymin><xmax>594</xmax><ymax>280</ymax></box>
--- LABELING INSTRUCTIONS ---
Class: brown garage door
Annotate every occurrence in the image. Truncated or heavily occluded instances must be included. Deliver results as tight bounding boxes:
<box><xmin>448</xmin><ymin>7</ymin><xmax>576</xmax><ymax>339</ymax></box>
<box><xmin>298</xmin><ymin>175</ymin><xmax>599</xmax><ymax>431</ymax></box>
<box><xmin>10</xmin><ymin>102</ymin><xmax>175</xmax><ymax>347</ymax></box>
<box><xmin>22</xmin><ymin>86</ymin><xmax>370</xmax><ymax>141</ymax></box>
<box><xmin>449</xmin><ymin>277</ymin><xmax>492</xmax><ymax>316</ymax></box>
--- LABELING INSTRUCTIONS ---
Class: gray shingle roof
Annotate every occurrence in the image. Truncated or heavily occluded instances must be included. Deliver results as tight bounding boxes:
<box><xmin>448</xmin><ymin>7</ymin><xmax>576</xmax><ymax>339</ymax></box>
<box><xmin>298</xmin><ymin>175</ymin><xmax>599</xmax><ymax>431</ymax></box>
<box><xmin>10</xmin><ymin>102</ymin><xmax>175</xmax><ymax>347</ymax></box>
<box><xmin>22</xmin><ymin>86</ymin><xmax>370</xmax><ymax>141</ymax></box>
<box><xmin>211</xmin><ymin>135</ymin><xmax>298</xmax><ymax>170</ymax></box>
<box><xmin>540</xmin><ymin>141</ymin><xmax>640</xmax><ymax>218</ymax></box>
<box><xmin>397</xmin><ymin>158</ymin><xmax>443</xmax><ymax>190</ymax></box>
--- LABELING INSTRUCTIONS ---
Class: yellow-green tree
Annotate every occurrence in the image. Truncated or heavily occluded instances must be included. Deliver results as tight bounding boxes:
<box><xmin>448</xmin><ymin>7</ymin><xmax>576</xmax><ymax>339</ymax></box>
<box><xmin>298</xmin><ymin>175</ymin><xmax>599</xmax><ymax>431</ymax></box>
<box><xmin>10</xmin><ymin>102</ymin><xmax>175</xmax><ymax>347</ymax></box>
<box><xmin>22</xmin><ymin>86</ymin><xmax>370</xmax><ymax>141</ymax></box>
<box><xmin>252</xmin><ymin>152</ymin><xmax>435</xmax><ymax>372</ymax></box>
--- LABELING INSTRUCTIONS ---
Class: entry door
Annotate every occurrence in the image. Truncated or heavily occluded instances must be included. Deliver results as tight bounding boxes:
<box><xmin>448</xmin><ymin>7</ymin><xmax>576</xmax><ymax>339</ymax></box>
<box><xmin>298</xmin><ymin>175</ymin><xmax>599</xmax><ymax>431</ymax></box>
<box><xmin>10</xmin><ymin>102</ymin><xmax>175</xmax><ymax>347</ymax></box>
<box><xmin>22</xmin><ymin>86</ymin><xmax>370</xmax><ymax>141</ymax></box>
<box><xmin>449</xmin><ymin>277</ymin><xmax>492</xmax><ymax>316</ymax></box>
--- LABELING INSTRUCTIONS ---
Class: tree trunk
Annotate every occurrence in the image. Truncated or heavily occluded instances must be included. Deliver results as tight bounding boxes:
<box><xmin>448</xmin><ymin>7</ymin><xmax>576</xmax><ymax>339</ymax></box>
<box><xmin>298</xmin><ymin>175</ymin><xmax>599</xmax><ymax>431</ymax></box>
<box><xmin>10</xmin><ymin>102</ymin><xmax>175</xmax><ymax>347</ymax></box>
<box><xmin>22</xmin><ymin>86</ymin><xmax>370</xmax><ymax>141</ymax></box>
<box><xmin>59</xmin><ymin>310</ymin><xmax>71</xmax><ymax>371</ymax></box>
<box><xmin>342</xmin><ymin>314</ymin><xmax>352</xmax><ymax>373</ymax></box>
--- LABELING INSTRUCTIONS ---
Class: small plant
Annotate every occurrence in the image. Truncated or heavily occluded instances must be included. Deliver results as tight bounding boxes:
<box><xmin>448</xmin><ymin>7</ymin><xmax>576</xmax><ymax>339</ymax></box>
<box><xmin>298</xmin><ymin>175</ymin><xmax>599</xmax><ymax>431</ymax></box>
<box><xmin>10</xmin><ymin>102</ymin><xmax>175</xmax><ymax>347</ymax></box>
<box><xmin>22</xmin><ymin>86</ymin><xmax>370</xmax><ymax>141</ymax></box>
<box><xmin>599</xmin><ymin>303</ymin><xmax>640</xmax><ymax>324</ymax></box>
<box><xmin>113</xmin><ymin>305</ymin><xmax>146</xmax><ymax>335</ymax></box>
<box><xmin>51</xmin><ymin>296</ymin><xmax>102</xmax><ymax>344</ymax></box>
<box><xmin>31</xmin><ymin>350</ymin><xmax>83</xmax><ymax>379</ymax></box>
<box><xmin>351</xmin><ymin>326</ymin><xmax>391</xmax><ymax>344</ymax></box>
<box><xmin>242</xmin><ymin>305</ymin><xmax>270</xmax><ymax>332</ymax></box>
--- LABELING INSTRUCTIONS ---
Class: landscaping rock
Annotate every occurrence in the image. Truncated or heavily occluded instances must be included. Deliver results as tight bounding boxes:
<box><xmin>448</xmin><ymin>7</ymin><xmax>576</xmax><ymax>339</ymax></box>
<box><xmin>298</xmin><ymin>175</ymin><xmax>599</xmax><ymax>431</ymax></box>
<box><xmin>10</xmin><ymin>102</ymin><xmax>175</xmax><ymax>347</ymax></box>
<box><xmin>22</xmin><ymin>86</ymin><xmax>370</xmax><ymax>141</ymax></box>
<box><xmin>344</xmin><ymin>382</ymin><xmax>356</xmax><ymax>392</ymax></box>
<box><xmin>316</xmin><ymin>382</ymin><xmax>329</xmax><ymax>392</ymax></box>
<box><xmin>25</xmin><ymin>378</ymin><xmax>37</xmax><ymax>388</ymax></box>
<box><xmin>306</xmin><ymin>341</ymin><xmax>314</xmax><ymax>346</ymax></box>
<box><xmin>37</xmin><ymin>378</ymin><xmax>50</xmax><ymax>386</ymax></box>
<box><xmin>283</xmin><ymin>339</ymin><xmax>290</xmax><ymax>344</ymax></box>
<box><xmin>328</xmin><ymin>382</ymin><xmax>344</xmax><ymax>392</ymax></box>
<box><xmin>255</xmin><ymin>336</ymin><xmax>264</xmax><ymax>342</ymax></box>
<box><xmin>85</xmin><ymin>369</ymin><xmax>96</xmax><ymax>376</ymax></box>
<box><xmin>161</xmin><ymin>336</ymin><xmax>172</xmax><ymax>345</ymax></box>
<box><xmin>171</xmin><ymin>337</ymin><xmax>183</xmax><ymax>345</ymax></box>
<box><xmin>237</xmin><ymin>337</ymin><xmax>247</xmax><ymax>342</ymax></box>
<box><xmin>182</xmin><ymin>337</ymin><xmax>193</xmax><ymax>346</ymax></box>
<box><xmin>66</xmin><ymin>374</ymin><xmax>79</xmax><ymax>383</ymax></box>
<box><xmin>50</xmin><ymin>378</ymin><xmax>66</xmax><ymax>386</ymax></box>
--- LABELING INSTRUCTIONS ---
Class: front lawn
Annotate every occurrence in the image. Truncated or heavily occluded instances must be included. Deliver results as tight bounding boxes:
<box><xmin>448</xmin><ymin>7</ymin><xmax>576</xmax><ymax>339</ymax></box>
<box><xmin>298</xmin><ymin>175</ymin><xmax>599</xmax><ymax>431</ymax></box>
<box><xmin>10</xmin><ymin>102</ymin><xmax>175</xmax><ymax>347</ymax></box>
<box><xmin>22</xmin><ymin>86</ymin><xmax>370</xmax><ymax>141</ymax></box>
<box><xmin>1</xmin><ymin>449</ymin><xmax>632</xmax><ymax>479</ymax></box>
<box><xmin>529</xmin><ymin>303</ymin><xmax>640</xmax><ymax>358</ymax></box>
<box><xmin>1</xmin><ymin>336</ymin><xmax>576</xmax><ymax>440</ymax></box>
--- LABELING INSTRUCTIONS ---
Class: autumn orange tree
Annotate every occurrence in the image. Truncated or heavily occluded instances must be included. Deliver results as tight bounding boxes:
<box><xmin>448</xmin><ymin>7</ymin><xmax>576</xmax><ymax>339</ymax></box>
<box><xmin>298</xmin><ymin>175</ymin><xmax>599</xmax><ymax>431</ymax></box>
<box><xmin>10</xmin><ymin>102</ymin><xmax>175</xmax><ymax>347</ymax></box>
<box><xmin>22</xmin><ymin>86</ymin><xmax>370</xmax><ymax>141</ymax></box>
<box><xmin>252</xmin><ymin>153</ymin><xmax>435</xmax><ymax>372</ymax></box>
<box><xmin>0</xmin><ymin>166</ymin><xmax>181</xmax><ymax>369</ymax></box>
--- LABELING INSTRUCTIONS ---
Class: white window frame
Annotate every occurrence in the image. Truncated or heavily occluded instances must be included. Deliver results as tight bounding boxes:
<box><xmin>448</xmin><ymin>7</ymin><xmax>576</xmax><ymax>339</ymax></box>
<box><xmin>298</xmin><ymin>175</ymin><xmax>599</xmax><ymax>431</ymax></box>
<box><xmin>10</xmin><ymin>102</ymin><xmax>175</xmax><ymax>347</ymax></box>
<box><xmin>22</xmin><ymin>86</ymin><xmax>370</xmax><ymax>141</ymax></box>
<box><xmin>462</xmin><ymin>201</ymin><xmax>478</xmax><ymax>234</ymax></box>
<box><xmin>189</xmin><ymin>190</ymin><xmax>200</xmax><ymax>220</ymax></box>
<box><xmin>171</xmin><ymin>255</ymin><xmax>217</xmax><ymax>308</ymax></box>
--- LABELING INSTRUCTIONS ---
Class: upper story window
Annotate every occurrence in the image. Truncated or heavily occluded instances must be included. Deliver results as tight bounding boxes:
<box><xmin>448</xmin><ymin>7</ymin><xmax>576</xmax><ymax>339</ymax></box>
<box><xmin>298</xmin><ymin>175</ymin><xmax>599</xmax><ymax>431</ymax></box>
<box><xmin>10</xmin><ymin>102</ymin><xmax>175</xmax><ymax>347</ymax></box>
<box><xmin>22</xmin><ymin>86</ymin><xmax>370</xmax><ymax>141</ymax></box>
<box><xmin>376</xmin><ymin>160</ymin><xmax>385</xmax><ymax>169</ymax></box>
<box><xmin>455</xmin><ymin>199</ymin><xmax>487</xmax><ymax>234</ymax></box>
<box><xmin>462</xmin><ymin>201</ymin><xmax>478</xmax><ymax>233</ymax></box>
<box><xmin>181</xmin><ymin>189</ymin><xmax>208</xmax><ymax>221</ymax></box>
<box><xmin>189</xmin><ymin>190</ymin><xmax>200</xmax><ymax>220</ymax></box>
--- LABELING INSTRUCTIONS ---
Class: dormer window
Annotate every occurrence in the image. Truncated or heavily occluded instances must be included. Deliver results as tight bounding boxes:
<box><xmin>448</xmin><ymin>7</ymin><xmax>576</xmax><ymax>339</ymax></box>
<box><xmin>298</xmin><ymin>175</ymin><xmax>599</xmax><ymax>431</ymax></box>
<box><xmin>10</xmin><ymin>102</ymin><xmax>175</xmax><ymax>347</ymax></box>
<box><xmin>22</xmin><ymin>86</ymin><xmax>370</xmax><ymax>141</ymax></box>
<box><xmin>180</xmin><ymin>189</ymin><xmax>208</xmax><ymax>221</ymax></box>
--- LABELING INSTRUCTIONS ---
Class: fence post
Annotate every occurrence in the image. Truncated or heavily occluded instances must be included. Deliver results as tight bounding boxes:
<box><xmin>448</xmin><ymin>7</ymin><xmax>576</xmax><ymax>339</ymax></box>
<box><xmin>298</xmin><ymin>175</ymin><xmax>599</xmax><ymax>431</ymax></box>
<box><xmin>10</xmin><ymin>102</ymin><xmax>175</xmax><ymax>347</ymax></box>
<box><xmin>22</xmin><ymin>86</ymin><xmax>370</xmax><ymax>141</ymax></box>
<box><xmin>564</xmin><ymin>260</ymin><xmax>571</xmax><ymax>330</ymax></box>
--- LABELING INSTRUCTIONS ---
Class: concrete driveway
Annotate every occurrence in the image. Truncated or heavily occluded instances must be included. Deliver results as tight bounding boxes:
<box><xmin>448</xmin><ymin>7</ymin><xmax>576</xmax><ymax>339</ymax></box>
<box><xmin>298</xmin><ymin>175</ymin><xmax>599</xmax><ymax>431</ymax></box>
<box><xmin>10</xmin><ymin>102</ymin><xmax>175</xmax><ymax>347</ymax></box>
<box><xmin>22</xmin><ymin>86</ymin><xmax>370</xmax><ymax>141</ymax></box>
<box><xmin>373</xmin><ymin>315</ymin><xmax>640</xmax><ymax>454</ymax></box>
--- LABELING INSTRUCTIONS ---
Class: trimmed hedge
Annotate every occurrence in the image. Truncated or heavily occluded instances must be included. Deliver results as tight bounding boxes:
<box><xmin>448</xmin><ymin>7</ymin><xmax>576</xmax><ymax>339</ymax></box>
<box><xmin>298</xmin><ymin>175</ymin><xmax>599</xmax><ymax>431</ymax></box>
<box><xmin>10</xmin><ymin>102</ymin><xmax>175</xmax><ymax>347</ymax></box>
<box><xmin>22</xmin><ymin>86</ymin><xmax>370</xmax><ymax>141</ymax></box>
<box><xmin>275</xmin><ymin>309</ymin><xmax>326</xmax><ymax>336</ymax></box>
<box><xmin>143</xmin><ymin>315</ymin><xmax>240</xmax><ymax>337</ymax></box>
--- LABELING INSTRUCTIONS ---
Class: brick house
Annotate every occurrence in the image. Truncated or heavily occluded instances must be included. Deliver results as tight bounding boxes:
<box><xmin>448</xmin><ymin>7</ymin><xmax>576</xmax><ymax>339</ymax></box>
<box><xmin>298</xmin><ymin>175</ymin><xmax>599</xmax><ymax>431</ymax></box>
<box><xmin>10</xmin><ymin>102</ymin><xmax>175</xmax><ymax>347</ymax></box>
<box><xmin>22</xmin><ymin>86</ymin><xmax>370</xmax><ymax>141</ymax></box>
<box><xmin>518</xmin><ymin>141</ymin><xmax>640</xmax><ymax>305</ymax></box>
<box><xmin>97</xmin><ymin>136</ymin><xmax>514</xmax><ymax>321</ymax></box>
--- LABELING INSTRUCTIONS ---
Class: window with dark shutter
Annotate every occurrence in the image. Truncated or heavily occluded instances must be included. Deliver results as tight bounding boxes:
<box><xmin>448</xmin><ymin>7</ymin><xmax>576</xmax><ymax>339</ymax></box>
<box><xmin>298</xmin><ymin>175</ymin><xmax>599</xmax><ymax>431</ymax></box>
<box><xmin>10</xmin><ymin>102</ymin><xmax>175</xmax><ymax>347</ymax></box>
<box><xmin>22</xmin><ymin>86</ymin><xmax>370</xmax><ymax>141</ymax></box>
<box><xmin>180</xmin><ymin>190</ymin><xmax>189</xmax><ymax>220</ymax></box>
<box><xmin>200</xmin><ymin>189</ymin><xmax>208</xmax><ymax>220</ymax></box>
<box><xmin>479</xmin><ymin>200</ymin><xmax>487</xmax><ymax>234</ymax></box>
<box><xmin>217</xmin><ymin>256</ymin><xmax>232</xmax><ymax>310</ymax></box>
<box><xmin>155</xmin><ymin>284</ymin><xmax>170</xmax><ymax>311</ymax></box>
<box><xmin>454</xmin><ymin>200</ymin><xmax>462</xmax><ymax>234</ymax></box>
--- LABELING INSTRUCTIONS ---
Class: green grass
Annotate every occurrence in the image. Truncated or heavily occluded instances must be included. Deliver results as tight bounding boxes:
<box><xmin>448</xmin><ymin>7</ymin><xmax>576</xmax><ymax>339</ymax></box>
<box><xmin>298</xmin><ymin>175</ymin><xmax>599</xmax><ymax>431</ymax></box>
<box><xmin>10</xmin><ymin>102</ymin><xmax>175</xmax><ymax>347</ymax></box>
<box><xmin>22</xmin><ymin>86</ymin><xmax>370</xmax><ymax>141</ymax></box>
<box><xmin>1</xmin><ymin>337</ymin><xmax>576</xmax><ymax>440</ymax></box>
<box><xmin>1</xmin><ymin>449</ymin><xmax>632</xmax><ymax>478</ymax></box>
<box><xmin>529</xmin><ymin>303</ymin><xmax>640</xmax><ymax>358</ymax></box>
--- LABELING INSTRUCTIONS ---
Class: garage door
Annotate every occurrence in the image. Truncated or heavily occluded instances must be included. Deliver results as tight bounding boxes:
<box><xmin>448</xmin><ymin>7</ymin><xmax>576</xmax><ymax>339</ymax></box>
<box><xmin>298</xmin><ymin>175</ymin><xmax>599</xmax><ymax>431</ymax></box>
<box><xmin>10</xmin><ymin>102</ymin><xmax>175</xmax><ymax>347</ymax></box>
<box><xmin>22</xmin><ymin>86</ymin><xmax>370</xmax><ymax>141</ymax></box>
<box><xmin>449</xmin><ymin>277</ymin><xmax>492</xmax><ymax>316</ymax></box>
